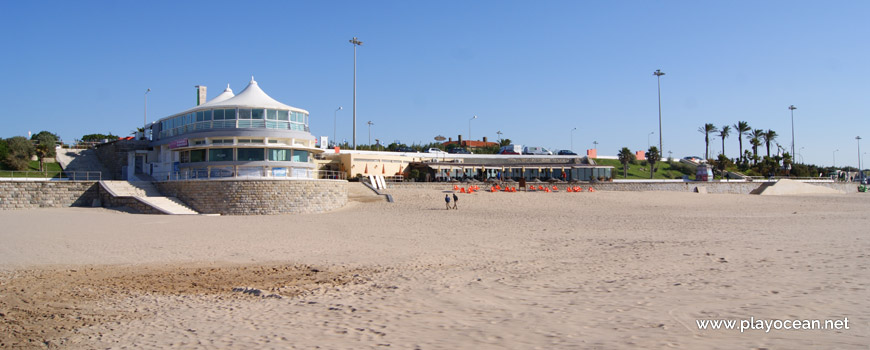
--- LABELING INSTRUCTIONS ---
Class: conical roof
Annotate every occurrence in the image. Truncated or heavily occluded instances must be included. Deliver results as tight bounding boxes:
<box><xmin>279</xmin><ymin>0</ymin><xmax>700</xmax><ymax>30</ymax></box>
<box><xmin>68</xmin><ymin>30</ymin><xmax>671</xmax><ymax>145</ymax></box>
<box><xmin>198</xmin><ymin>84</ymin><xmax>235</xmax><ymax>107</ymax></box>
<box><xmin>206</xmin><ymin>77</ymin><xmax>307</xmax><ymax>112</ymax></box>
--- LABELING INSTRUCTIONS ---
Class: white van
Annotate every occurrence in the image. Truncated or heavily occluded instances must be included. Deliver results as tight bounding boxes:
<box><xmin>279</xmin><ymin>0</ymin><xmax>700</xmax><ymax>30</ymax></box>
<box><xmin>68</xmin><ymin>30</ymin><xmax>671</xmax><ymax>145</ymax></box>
<box><xmin>523</xmin><ymin>146</ymin><xmax>553</xmax><ymax>155</ymax></box>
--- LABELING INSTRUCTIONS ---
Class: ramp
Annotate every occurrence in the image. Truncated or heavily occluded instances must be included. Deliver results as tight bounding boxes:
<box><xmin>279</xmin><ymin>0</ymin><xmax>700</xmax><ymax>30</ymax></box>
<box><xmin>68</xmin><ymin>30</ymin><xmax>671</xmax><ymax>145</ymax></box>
<box><xmin>758</xmin><ymin>179</ymin><xmax>843</xmax><ymax>196</ymax></box>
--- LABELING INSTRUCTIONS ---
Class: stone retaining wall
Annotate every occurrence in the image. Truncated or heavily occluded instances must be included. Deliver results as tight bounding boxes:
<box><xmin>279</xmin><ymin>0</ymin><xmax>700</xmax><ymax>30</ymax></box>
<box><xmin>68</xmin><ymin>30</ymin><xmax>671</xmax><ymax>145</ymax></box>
<box><xmin>0</xmin><ymin>181</ymin><xmax>99</xmax><ymax>210</ymax></box>
<box><xmin>386</xmin><ymin>181</ymin><xmax>859</xmax><ymax>194</ymax></box>
<box><xmin>156</xmin><ymin>180</ymin><xmax>347</xmax><ymax>215</ymax></box>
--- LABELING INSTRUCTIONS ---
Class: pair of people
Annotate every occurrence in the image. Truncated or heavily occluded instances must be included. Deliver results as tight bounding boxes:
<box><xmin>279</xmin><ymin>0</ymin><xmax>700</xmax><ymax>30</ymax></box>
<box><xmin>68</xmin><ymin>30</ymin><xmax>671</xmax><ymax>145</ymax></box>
<box><xmin>445</xmin><ymin>193</ymin><xmax>459</xmax><ymax>210</ymax></box>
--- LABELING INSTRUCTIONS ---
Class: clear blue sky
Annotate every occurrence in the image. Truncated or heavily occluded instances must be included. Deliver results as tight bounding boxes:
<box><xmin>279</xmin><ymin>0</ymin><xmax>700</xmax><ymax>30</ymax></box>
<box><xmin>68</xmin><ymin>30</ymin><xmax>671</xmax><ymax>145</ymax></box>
<box><xmin>1</xmin><ymin>1</ymin><xmax>867</xmax><ymax>167</ymax></box>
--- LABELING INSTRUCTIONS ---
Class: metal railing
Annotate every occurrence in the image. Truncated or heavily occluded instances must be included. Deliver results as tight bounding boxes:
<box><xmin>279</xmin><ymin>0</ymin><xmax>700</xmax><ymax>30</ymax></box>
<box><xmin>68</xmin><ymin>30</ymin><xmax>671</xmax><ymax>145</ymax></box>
<box><xmin>0</xmin><ymin>170</ymin><xmax>102</xmax><ymax>181</ymax></box>
<box><xmin>158</xmin><ymin>169</ymin><xmax>346</xmax><ymax>181</ymax></box>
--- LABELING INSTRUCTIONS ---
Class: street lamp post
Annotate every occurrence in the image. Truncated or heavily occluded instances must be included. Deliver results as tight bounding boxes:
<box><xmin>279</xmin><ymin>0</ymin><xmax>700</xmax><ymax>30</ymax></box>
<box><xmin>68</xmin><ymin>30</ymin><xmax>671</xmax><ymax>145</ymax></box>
<box><xmin>144</xmin><ymin>88</ymin><xmax>150</xmax><ymax>140</ymax></box>
<box><xmin>367</xmin><ymin>120</ymin><xmax>374</xmax><ymax>147</ymax></box>
<box><xmin>333</xmin><ymin>106</ymin><xmax>343</xmax><ymax>147</ymax></box>
<box><xmin>789</xmin><ymin>105</ymin><xmax>797</xmax><ymax>157</ymax></box>
<box><xmin>647</xmin><ymin>131</ymin><xmax>654</xmax><ymax>150</ymax></box>
<box><xmin>349</xmin><ymin>37</ymin><xmax>363</xmax><ymax>149</ymax></box>
<box><xmin>857</xmin><ymin>136</ymin><xmax>862</xmax><ymax>172</ymax></box>
<box><xmin>571</xmin><ymin>127</ymin><xmax>577</xmax><ymax>151</ymax></box>
<box><xmin>833</xmin><ymin>149</ymin><xmax>839</xmax><ymax>168</ymax></box>
<box><xmin>496</xmin><ymin>130</ymin><xmax>503</xmax><ymax>142</ymax></box>
<box><xmin>653</xmin><ymin>69</ymin><xmax>665</xmax><ymax>153</ymax></box>
<box><xmin>468</xmin><ymin>115</ymin><xmax>478</xmax><ymax>141</ymax></box>
<box><xmin>593</xmin><ymin>140</ymin><xmax>598</xmax><ymax>150</ymax></box>
<box><xmin>799</xmin><ymin>147</ymin><xmax>805</xmax><ymax>164</ymax></box>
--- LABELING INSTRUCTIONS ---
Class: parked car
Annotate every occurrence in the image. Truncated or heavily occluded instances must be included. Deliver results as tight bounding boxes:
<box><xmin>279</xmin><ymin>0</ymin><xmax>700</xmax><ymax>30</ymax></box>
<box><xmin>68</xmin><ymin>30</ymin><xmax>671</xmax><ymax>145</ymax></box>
<box><xmin>427</xmin><ymin>148</ymin><xmax>446</xmax><ymax>154</ymax></box>
<box><xmin>557</xmin><ymin>150</ymin><xmax>578</xmax><ymax>155</ymax></box>
<box><xmin>523</xmin><ymin>146</ymin><xmax>553</xmax><ymax>155</ymax></box>
<box><xmin>448</xmin><ymin>148</ymin><xmax>471</xmax><ymax>154</ymax></box>
<box><xmin>498</xmin><ymin>144</ymin><xmax>522</xmax><ymax>155</ymax></box>
<box><xmin>683</xmin><ymin>156</ymin><xmax>706</xmax><ymax>164</ymax></box>
<box><xmin>394</xmin><ymin>146</ymin><xmax>416</xmax><ymax>152</ymax></box>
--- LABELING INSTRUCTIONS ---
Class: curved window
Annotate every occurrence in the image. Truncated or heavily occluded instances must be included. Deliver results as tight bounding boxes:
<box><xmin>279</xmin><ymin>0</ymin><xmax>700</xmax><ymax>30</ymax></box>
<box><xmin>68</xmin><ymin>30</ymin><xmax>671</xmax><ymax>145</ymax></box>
<box><xmin>237</xmin><ymin>148</ymin><xmax>265</xmax><ymax>161</ymax></box>
<box><xmin>190</xmin><ymin>149</ymin><xmax>206</xmax><ymax>162</ymax></box>
<box><xmin>292</xmin><ymin>150</ymin><xmax>309</xmax><ymax>162</ymax></box>
<box><xmin>209</xmin><ymin>148</ymin><xmax>233</xmax><ymax>162</ymax></box>
<box><xmin>268</xmin><ymin>149</ymin><xmax>291</xmax><ymax>161</ymax></box>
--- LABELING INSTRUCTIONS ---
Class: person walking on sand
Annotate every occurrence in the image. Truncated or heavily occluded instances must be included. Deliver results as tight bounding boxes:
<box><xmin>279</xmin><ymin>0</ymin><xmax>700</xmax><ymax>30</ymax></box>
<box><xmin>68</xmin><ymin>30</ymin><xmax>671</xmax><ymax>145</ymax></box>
<box><xmin>445</xmin><ymin>194</ymin><xmax>451</xmax><ymax>210</ymax></box>
<box><xmin>452</xmin><ymin>193</ymin><xmax>459</xmax><ymax>209</ymax></box>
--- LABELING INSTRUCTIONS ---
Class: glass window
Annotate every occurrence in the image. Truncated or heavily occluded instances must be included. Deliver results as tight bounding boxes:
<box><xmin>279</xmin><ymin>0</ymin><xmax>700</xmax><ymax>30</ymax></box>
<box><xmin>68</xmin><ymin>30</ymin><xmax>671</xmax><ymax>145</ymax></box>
<box><xmin>277</xmin><ymin>110</ymin><xmax>289</xmax><ymax>121</ymax></box>
<box><xmin>213</xmin><ymin>109</ymin><xmax>224</xmax><ymax>120</ymax></box>
<box><xmin>179</xmin><ymin>151</ymin><xmax>190</xmax><ymax>163</ymax></box>
<box><xmin>196</xmin><ymin>111</ymin><xmax>204</xmax><ymax>122</ymax></box>
<box><xmin>237</xmin><ymin>148</ymin><xmax>264</xmax><ymax>161</ymax></box>
<box><xmin>239</xmin><ymin>109</ymin><xmax>252</xmax><ymax>119</ymax></box>
<box><xmin>209</xmin><ymin>148</ymin><xmax>233</xmax><ymax>162</ymax></box>
<box><xmin>292</xmin><ymin>150</ymin><xmax>309</xmax><ymax>162</ymax></box>
<box><xmin>268</xmin><ymin>148</ymin><xmax>291</xmax><ymax>161</ymax></box>
<box><xmin>204</xmin><ymin>110</ymin><xmax>212</xmax><ymax>121</ymax></box>
<box><xmin>224</xmin><ymin>109</ymin><xmax>236</xmax><ymax>119</ymax></box>
<box><xmin>252</xmin><ymin>109</ymin><xmax>264</xmax><ymax>119</ymax></box>
<box><xmin>266</xmin><ymin>109</ymin><xmax>277</xmax><ymax>120</ymax></box>
<box><xmin>190</xmin><ymin>149</ymin><xmax>206</xmax><ymax>162</ymax></box>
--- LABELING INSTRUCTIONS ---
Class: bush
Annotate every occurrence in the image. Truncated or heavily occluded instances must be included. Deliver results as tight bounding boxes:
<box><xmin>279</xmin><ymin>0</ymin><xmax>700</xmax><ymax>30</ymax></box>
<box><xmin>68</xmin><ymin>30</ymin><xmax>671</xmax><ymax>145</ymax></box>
<box><xmin>668</xmin><ymin>161</ymin><xmax>696</xmax><ymax>176</ymax></box>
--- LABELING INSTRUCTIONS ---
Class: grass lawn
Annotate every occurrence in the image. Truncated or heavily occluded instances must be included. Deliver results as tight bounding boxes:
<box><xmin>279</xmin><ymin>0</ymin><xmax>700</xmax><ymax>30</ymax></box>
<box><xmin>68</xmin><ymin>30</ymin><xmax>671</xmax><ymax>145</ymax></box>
<box><xmin>593</xmin><ymin>158</ymin><xmax>694</xmax><ymax>180</ymax></box>
<box><xmin>0</xmin><ymin>160</ymin><xmax>63</xmax><ymax>177</ymax></box>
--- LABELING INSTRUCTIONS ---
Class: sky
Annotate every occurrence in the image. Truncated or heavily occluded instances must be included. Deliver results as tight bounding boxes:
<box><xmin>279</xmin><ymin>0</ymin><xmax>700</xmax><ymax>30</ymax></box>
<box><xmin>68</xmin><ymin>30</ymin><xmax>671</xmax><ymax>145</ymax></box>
<box><xmin>1</xmin><ymin>1</ymin><xmax>868</xmax><ymax>167</ymax></box>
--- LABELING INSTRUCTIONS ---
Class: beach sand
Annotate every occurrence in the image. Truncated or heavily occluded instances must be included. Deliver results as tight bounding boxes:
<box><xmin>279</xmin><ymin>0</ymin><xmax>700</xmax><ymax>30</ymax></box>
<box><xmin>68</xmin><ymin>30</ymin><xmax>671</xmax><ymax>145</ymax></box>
<box><xmin>1</xmin><ymin>189</ymin><xmax>868</xmax><ymax>349</ymax></box>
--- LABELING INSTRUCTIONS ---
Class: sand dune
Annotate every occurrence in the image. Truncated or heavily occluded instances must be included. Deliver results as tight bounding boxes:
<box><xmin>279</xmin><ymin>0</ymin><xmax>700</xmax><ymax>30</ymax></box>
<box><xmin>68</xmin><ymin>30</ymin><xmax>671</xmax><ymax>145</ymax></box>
<box><xmin>1</xmin><ymin>189</ymin><xmax>867</xmax><ymax>349</ymax></box>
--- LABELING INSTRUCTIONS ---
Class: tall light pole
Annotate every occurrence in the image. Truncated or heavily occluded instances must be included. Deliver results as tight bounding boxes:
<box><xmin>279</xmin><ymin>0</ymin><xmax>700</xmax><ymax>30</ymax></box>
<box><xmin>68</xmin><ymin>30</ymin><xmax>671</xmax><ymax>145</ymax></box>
<box><xmin>833</xmin><ymin>149</ymin><xmax>839</xmax><ymax>167</ymax></box>
<box><xmin>593</xmin><ymin>140</ymin><xmax>598</xmax><ymax>150</ymax></box>
<box><xmin>857</xmin><ymin>136</ymin><xmax>862</xmax><ymax>172</ymax></box>
<box><xmin>789</xmin><ymin>105</ymin><xmax>797</xmax><ymax>157</ymax></box>
<box><xmin>496</xmin><ymin>130</ymin><xmax>503</xmax><ymax>142</ymax></box>
<box><xmin>571</xmin><ymin>127</ymin><xmax>577</xmax><ymax>151</ymax></box>
<box><xmin>349</xmin><ymin>37</ymin><xmax>363</xmax><ymax>149</ymax></box>
<box><xmin>654</xmin><ymin>69</ymin><xmax>665</xmax><ymax>153</ymax></box>
<box><xmin>468</xmin><ymin>115</ymin><xmax>478</xmax><ymax>141</ymax></box>
<box><xmin>143</xmin><ymin>88</ymin><xmax>150</xmax><ymax>140</ymax></box>
<box><xmin>333</xmin><ymin>106</ymin><xmax>342</xmax><ymax>147</ymax></box>
<box><xmin>367</xmin><ymin>120</ymin><xmax>374</xmax><ymax>146</ymax></box>
<box><xmin>647</xmin><ymin>131</ymin><xmax>654</xmax><ymax>150</ymax></box>
<box><xmin>799</xmin><ymin>147</ymin><xmax>805</xmax><ymax>163</ymax></box>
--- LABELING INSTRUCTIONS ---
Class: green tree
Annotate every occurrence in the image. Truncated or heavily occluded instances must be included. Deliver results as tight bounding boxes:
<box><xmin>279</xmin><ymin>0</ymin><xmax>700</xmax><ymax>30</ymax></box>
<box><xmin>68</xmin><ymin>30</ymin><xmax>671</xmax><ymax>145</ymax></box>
<box><xmin>763</xmin><ymin>129</ymin><xmax>777</xmax><ymax>158</ymax></box>
<box><xmin>618</xmin><ymin>147</ymin><xmax>635</xmax><ymax>178</ymax></box>
<box><xmin>81</xmin><ymin>133</ymin><xmax>119</xmax><ymax>142</ymax></box>
<box><xmin>499</xmin><ymin>138</ymin><xmax>512</xmax><ymax>147</ymax></box>
<box><xmin>749</xmin><ymin>129</ymin><xmax>764</xmax><ymax>164</ymax></box>
<box><xmin>33</xmin><ymin>132</ymin><xmax>58</xmax><ymax>171</ymax></box>
<box><xmin>0</xmin><ymin>139</ymin><xmax>8</xmax><ymax>165</ymax></box>
<box><xmin>734</xmin><ymin>121</ymin><xmax>751</xmax><ymax>162</ymax></box>
<box><xmin>718</xmin><ymin>125</ymin><xmax>731</xmax><ymax>157</ymax></box>
<box><xmin>647</xmin><ymin>146</ymin><xmax>661</xmax><ymax>179</ymax></box>
<box><xmin>4</xmin><ymin>136</ymin><xmax>35</xmax><ymax>170</ymax></box>
<box><xmin>698</xmin><ymin>123</ymin><xmax>718</xmax><ymax>160</ymax></box>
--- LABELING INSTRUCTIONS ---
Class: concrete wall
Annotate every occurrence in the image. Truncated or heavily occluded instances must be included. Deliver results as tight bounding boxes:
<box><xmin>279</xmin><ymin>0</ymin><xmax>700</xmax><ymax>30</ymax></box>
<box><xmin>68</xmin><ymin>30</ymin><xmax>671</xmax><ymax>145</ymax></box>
<box><xmin>156</xmin><ymin>179</ymin><xmax>347</xmax><ymax>215</ymax></box>
<box><xmin>0</xmin><ymin>181</ymin><xmax>99</xmax><ymax>209</ymax></box>
<box><xmin>385</xmin><ymin>181</ymin><xmax>859</xmax><ymax>194</ymax></box>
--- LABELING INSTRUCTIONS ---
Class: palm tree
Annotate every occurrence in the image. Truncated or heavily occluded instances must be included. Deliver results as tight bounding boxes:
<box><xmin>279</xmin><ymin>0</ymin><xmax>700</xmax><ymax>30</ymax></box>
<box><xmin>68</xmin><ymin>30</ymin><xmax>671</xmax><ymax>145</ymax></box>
<box><xmin>749</xmin><ymin>129</ymin><xmax>764</xmax><ymax>164</ymax></box>
<box><xmin>718</xmin><ymin>125</ymin><xmax>731</xmax><ymax>157</ymax></box>
<box><xmin>734</xmin><ymin>121</ymin><xmax>751</xmax><ymax>162</ymax></box>
<box><xmin>618</xmin><ymin>147</ymin><xmax>635</xmax><ymax>178</ymax></box>
<box><xmin>698</xmin><ymin>123</ymin><xmax>718</xmax><ymax>160</ymax></box>
<box><xmin>647</xmin><ymin>146</ymin><xmax>661</xmax><ymax>179</ymax></box>
<box><xmin>763</xmin><ymin>129</ymin><xmax>777</xmax><ymax>157</ymax></box>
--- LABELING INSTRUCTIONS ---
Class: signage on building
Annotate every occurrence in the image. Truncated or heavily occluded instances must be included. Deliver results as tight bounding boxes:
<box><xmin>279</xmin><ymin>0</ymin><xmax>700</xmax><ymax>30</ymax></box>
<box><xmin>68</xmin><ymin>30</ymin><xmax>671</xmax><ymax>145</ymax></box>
<box><xmin>320</xmin><ymin>136</ymin><xmax>328</xmax><ymax>149</ymax></box>
<box><xmin>169</xmin><ymin>139</ymin><xmax>189</xmax><ymax>149</ymax></box>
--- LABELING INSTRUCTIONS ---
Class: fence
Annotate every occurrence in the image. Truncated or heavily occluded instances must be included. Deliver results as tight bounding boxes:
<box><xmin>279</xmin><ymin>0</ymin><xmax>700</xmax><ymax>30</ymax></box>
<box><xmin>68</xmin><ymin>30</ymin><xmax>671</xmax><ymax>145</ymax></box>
<box><xmin>159</xmin><ymin>169</ymin><xmax>346</xmax><ymax>181</ymax></box>
<box><xmin>0</xmin><ymin>170</ymin><xmax>102</xmax><ymax>181</ymax></box>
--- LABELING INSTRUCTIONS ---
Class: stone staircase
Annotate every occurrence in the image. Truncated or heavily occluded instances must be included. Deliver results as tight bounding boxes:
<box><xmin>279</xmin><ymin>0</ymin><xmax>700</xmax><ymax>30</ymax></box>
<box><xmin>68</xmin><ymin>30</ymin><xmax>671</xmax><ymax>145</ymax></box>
<box><xmin>101</xmin><ymin>181</ymin><xmax>199</xmax><ymax>215</ymax></box>
<box><xmin>55</xmin><ymin>148</ymin><xmax>110</xmax><ymax>179</ymax></box>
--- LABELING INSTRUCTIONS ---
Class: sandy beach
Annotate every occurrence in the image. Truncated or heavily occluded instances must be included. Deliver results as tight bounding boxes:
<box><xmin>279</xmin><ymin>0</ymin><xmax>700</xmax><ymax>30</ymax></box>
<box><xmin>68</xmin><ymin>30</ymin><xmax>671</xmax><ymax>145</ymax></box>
<box><xmin>1</xmin><ymin>188</ymin><xmax>868</xmax><ymax>349</ymax></box>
